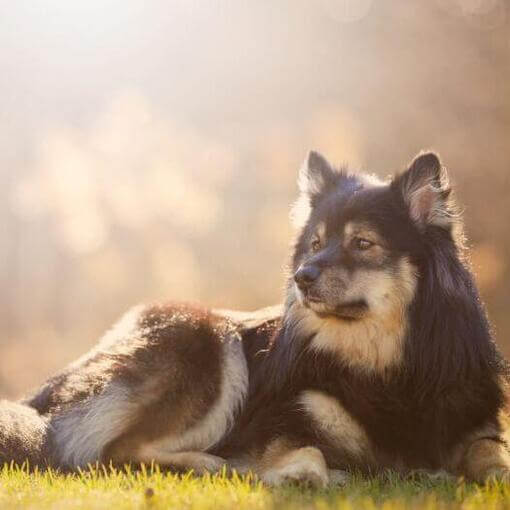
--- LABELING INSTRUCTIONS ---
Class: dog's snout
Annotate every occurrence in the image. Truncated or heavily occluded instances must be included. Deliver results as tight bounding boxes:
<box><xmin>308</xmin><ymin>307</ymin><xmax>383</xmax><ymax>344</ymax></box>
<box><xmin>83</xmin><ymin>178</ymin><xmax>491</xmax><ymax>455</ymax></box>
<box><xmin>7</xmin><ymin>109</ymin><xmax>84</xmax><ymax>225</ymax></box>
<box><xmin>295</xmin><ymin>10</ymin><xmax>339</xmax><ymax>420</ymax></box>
<box><xmin>294</xmin><ymin>265</ymin><xmax>320</xmax><ymax>289</ymax></box>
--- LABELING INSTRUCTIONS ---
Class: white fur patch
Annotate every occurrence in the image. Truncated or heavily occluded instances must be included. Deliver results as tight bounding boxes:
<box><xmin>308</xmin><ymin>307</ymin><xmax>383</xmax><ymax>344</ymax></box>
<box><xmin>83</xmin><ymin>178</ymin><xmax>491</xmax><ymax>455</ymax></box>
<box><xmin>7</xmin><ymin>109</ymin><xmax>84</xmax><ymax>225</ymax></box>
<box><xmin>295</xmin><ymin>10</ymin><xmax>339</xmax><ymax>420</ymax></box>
<box><xmin>138</xmin><ymin>335</ymin><xmax>248</xmax><ymax>457</ymax></box>
<box><xmin>290</xmin><ymin>192</ymin><xmax>312</xmax><ymax>229</ymax></box>
<box><xmin>52</xmin><ymin>383</ymin><xmax>138</xmax><ymax>468</ymax></box>
<box><xmin>300</xmin><ymin>390</ymin><xmax>370</xmax><ymax>458</ymax></box>
<box><xmin>298</xmin><ymin>158</ymin><xmax>325</xmax><ymax>196</ymax></box>
<box><xmin>359</xmin><ymin>173</ymin><xmax>385</xmax><ymax>187</ymax></box>
<box><xmin>52</xmin><ymin>309</ymin><xmax>248</xmax><ymax>469</ymax></box>
<box><xmin>51</xmin><ymin>306</ymin><xmax>148</xmax><ymax>468</ymax></box>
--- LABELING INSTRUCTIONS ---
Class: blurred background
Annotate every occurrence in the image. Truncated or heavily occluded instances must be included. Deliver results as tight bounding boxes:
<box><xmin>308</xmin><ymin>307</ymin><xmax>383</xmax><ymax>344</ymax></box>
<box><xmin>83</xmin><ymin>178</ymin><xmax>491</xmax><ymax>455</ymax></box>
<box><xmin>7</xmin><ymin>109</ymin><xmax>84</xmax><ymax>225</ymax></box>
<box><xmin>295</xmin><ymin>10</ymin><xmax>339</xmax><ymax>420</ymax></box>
<box><xmin>1</xmin><ymin>0</ymin><xmax>509</xmax><ymax>397</ymax></box>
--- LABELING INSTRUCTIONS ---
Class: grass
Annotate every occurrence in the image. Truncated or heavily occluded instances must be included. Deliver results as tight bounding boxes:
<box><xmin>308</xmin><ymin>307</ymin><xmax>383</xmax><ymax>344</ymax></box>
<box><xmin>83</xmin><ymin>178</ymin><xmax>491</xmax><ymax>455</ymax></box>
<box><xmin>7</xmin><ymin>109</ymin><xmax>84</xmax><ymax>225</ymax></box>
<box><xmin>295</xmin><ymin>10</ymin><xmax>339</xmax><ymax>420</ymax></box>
<box><xmin>1</xmin><ymin>464</ymin><xmax>510</xmax><ymax>510</ymax></box>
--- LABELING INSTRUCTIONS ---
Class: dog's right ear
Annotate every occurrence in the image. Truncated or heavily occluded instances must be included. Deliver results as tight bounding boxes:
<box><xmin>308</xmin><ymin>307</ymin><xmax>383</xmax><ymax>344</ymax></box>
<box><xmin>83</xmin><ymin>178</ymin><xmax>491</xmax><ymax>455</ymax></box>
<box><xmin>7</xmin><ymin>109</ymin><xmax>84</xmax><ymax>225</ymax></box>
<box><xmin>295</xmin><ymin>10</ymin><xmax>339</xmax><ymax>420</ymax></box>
<box><xmin>298</xmin><ymin>150</ymin><xmax>337</xmax><ymax>196</ymax></box>
<box><xmin>291</xmin><ymin>150</ymin><xmax>336</xmax><ymax>228</ymax></box>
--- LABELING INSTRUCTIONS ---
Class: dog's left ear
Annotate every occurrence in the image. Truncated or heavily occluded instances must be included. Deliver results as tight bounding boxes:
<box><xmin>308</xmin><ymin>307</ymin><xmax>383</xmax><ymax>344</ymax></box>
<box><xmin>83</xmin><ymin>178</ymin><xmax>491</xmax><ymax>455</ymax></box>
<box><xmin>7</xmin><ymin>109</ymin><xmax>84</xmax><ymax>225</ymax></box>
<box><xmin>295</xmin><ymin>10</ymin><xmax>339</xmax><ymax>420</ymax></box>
<box><xmin>394</xmin><ymin>151</ymin><xmax>454</xmax><ymax>229</ymax></box>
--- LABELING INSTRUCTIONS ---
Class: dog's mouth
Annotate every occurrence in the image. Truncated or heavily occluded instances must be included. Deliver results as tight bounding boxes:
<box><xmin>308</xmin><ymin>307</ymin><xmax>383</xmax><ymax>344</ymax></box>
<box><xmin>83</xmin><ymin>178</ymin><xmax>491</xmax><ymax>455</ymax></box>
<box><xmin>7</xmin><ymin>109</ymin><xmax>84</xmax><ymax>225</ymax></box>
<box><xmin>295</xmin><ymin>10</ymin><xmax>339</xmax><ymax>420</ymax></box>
<box><xmin>303</xmin><ymin>294</ymin><xmax>368</xmax><ymax>321</ymax></box>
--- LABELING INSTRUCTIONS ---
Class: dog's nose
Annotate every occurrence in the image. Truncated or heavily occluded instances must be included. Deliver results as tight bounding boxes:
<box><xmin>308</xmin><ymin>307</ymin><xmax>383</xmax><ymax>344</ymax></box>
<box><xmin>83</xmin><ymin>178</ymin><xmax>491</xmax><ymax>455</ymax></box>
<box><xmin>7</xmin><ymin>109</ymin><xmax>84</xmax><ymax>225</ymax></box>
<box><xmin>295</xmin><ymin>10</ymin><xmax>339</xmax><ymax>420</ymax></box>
<box><xmin>294</xmin><ymin>265</ymin><xmax>320</xmax><ymax>290</ymax></box>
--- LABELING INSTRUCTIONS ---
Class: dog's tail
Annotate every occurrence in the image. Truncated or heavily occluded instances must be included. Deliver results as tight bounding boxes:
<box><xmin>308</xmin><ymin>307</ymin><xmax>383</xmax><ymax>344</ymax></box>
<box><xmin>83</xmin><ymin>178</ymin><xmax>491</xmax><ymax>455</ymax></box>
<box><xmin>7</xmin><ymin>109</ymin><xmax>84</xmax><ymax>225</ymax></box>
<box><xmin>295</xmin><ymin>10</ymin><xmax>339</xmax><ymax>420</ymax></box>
<box><xmin>0</xmin><ymin>400</ymin><xmax>53</xmax><ymax>469</ymax></box>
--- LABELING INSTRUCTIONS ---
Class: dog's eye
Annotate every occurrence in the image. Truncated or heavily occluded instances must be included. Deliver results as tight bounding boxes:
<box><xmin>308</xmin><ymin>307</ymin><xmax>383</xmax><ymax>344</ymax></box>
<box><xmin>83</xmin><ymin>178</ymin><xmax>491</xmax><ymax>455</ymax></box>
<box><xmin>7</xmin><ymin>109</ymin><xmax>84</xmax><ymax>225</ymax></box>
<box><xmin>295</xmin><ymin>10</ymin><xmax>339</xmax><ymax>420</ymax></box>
<box><xmin>310</xmin><ymin>238</ymin><xmax>321</xmax><ymax>253</ymax></box>
<box><xmin>353</xmin><ymin>237</ymin><xmax>374</xmax><ymax>251</ymax></box>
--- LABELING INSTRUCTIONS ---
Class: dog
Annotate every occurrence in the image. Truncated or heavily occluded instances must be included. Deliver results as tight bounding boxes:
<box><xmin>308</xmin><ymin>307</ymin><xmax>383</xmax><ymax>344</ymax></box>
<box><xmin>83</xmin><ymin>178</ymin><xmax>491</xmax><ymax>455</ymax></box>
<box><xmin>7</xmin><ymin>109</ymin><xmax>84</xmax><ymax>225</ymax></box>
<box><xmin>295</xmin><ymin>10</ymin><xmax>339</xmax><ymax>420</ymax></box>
<box><xmin>1</xmin><ymin>150</ymin><xmax>509</xmax><ymax>486</ymax></box>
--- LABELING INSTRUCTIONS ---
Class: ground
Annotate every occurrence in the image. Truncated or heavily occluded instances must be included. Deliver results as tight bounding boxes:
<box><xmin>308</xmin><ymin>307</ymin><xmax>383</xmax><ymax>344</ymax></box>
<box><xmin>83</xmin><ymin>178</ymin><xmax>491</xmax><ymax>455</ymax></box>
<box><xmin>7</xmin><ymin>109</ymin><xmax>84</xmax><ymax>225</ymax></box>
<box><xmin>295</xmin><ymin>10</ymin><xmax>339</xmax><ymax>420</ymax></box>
<box><xmin>2</xmin><ymin>466</ymin><xmax>510</xmax><ymax>510</ymax></box>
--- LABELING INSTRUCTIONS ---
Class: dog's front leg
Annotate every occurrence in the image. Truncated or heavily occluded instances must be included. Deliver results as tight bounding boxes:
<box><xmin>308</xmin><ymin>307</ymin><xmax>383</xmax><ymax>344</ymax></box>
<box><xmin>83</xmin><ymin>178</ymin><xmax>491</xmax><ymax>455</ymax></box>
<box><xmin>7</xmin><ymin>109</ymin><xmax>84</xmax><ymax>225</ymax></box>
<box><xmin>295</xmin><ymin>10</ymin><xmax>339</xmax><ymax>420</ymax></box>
<box><xmin>255</xmin><ymin>437</ymin><xmax>338</xmax><ymax>487</ymax></box>
<box><xmin>461</xmin><ymin>437</ymin><xmax>510</xmax><ymax>482</ymax></box>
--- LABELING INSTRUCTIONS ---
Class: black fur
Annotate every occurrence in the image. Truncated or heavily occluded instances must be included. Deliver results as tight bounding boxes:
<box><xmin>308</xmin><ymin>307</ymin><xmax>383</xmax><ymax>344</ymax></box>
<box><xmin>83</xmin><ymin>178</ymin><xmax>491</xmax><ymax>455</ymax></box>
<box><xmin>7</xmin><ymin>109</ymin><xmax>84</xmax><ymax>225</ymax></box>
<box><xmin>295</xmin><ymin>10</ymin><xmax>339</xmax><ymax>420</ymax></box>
<box><xmin>215</xmin><ymin>153</ymin><xmax>508</xmax><ymax>473</ymax></box>
<box><xmin>0</xmin><ymin>151</ymin><xmax>506</xmax><ymax>478</ymax></box>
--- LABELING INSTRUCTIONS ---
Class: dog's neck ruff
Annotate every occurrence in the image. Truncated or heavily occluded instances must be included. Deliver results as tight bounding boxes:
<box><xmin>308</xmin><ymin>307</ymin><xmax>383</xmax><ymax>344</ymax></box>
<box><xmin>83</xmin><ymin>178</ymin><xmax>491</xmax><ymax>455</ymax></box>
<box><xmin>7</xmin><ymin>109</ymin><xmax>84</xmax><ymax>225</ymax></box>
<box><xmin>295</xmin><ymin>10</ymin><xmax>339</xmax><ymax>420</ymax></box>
<box><xmin>284</xmin><ymin>298</ymin><xmax>408</xmax><ymax>374</ymax></box>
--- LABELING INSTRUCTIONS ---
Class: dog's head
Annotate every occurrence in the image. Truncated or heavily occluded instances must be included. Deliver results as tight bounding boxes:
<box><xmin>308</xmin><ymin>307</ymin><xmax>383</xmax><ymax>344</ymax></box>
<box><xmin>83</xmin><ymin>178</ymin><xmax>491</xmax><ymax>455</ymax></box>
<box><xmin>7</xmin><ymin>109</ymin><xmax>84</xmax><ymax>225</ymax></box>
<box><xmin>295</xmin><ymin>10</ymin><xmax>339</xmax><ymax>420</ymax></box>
<box><xmin>287</xmin><ymin>150</ymin><xmax>460</xmax><ymax>369</ymax></box>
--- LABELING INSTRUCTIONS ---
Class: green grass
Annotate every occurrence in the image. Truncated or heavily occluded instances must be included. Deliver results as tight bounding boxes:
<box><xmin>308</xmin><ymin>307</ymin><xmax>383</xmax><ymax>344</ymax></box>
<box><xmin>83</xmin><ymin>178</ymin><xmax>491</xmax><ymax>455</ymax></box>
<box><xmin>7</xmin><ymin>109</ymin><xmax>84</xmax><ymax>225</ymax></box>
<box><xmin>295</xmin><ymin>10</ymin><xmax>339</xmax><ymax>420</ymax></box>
<box><xmin>1</xmin><ymin>465</ymin><xmax>510</xmax><ymax>510</ymax></box>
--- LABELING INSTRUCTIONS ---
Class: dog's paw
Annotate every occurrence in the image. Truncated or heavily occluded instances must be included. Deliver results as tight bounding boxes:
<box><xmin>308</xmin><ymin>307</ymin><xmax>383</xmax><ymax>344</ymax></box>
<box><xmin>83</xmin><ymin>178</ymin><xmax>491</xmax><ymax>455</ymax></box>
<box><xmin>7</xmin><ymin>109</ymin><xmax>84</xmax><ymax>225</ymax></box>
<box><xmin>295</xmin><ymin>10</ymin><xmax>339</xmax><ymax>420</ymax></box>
<box><xmin>261</xmin><ymin>446</ymin><xmax>329</xmax><ymax>488</ymax></box>
<box><xmin>485</xmin><ymin>467</ymin><xmax>510</xmax><ymax>483</ymax></box>
<box><xmin>190</xmin><ymin>453</ymin><xmax>228</xmax><ymax>475</ymax></box>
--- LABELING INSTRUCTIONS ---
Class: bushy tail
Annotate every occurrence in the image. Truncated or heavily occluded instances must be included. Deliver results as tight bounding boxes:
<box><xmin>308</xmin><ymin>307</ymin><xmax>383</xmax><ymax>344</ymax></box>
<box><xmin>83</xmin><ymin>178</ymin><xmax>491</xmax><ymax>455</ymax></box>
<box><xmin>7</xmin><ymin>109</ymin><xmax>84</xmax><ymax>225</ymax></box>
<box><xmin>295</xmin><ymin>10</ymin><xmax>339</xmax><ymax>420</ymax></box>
<box><xmin>0</xmin><ymin>400</ymin><xmax>53</xmax><ymax>469</ymax></box>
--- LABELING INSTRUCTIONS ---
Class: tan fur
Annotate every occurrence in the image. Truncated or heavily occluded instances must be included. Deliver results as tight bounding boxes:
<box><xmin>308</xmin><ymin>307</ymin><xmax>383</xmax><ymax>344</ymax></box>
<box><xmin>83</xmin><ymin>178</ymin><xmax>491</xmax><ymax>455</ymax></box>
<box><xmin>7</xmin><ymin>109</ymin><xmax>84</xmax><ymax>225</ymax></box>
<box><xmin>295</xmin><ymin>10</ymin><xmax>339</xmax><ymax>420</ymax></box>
<box><xmin>255</xmin><ymin>437</ymin><xmax>294</xmax><ymax>473</ymax></box>
<box><xmin>291</xmin><ymin>257</ymin><xmax>417</xmax><ymax>373</ymax></box>
<box><xmin>343</xmin><ymin>221</ymin><xmax>382</xmax><ymax>243</ymax></box>
<box><xmin>343</xmin><ymin>221</ymin><xmax>387</xmax><ymax>265</ymax></box>
<box><xmin>299</xmin><ymin>390</ymin><xmax>373</xmax><ymax>461</ymax></box>
<box><xmin>257</xmin><ymin>438</ymin><xmax>329</xmax><ymax>487</ymax></box>
<box><xmin>445</xmin><ymin>416</ymin><xmax>510</xmax><ymax>482</ymax></box>
<box><xmin>461</xmin><ymin>438</ymin><xmax>510</xmax><ymax>482</ymax></box>
<box><xmin>449</xmin><ymin>412</ymin><xmax>510</xmax><ymax>483</ymax></box>
<box><xmin>316</xmin><ymin>221</ymin><xmax>326</xmax><ymax>241</ymax></box>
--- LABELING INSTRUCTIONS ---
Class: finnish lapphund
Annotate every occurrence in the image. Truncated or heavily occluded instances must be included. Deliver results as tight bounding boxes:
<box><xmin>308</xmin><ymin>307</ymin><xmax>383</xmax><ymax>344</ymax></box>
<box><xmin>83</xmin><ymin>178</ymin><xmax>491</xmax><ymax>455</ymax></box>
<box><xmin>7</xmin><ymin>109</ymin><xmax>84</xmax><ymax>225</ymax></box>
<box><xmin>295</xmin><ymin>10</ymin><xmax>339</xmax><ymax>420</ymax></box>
<box><xmin>2</xmin><ymin>150</ymin><xmax>509</xmax><ymax>486</ymax></box>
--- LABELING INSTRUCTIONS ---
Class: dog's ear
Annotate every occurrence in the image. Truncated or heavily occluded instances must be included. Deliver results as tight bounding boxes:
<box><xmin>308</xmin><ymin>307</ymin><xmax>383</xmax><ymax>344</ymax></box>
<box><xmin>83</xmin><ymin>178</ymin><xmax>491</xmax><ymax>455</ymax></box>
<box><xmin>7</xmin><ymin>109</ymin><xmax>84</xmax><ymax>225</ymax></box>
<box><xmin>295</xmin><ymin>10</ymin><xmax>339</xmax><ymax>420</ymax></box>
<box><xmin>394</xmin><ymin>151</ymin><xmax>454</xmax><ymax>229</ymax></box>
<box><xmin>298</xmin><ymin>150</ymin><xmax>337</xmax><ymax>196</ymax></box>
<box><xmin>292</xmin><ymin>150</ymin><xmax>364</xmax><ymax>228</ymax></box>
<box><xmin>291</xmin><ymin>150</ymin><xmax>336</xmax><ymax>228</ymax></box>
